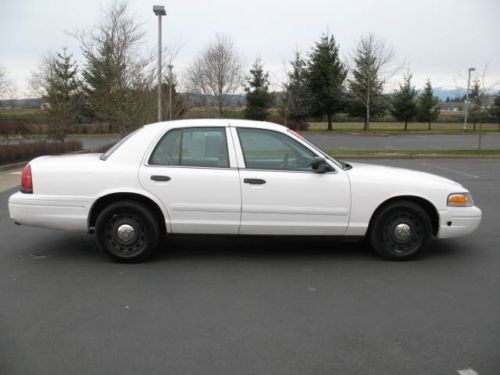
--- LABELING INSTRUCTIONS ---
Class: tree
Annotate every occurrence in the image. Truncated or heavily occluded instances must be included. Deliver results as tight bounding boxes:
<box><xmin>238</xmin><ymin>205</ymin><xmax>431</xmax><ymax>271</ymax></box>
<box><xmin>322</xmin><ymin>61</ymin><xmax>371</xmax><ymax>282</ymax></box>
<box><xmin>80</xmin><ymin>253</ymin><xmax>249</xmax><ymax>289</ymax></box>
<box><xmin>244</xmin><ymin>59</ymin><xmax>273</xmax><ymax>120</ymax></box>
<box><xmin>161</xmin><ymin>67</ymin><xmax>188</xmax><ymax>120</ymax></box>
<box><xmin>31</xmin><ymin>50</ymin><xmax>81</xmax><ymax>141</ymax></box>
<box><xmin>391</xmin><ymin>73</ymin><xmax>417</xmax><ymax>130</ymax></box>
<box><xmin>307</xmin><ymin>34</ymin><xmax>347</xmax><ymax>130</ymax></box>
<box><xmin>0</xmin><ymin>66</ymin><xmax>15</xmax><ymax>102</ymax></box>
<box><xmin>282</xmin><ymin>51</ymin><xmax>311</xmax><ymax>123</ymax></box>
<box><xmin>348</xmin><ymin>33</ymin><xmax>396</xmax><ymax>130</ymax></box>
<box><xmin>45</xmin><ymin>50</ymin><xmax>81</xmax><ymax>141</ymax></box>
<box><xmin>0</xmin><ymin>66</ymin><xmax>10</xmax><ymax>99</ymax></box>
<box><xmin>416</xmin><ymin>79</ymin><xmax>440</xmax><ymax>130</ymax></box>
<box><xmin>489</xmin><ymin>92</ymin><xmax>500</xmax><ymax>131</ymax></box>
<box><xmin>79</xmin><ymin>1</ymin><xmax>153</xmax><ymax>134</ymax></box>
<box><xmin>468</xmin><ymin>79</ymin><xmax>485</xmax><ymax>132</ymax></box>
<box><xmin>187</xmin><ymin>34</ymin><xmax>243</xmax><ymax>117</ymax></box>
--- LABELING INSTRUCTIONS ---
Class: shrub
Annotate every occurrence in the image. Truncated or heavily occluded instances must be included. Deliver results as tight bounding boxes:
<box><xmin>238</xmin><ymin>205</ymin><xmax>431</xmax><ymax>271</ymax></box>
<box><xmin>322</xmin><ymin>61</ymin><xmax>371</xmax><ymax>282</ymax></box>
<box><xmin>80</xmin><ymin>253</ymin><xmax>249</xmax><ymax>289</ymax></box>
<box><xmin>94</xmin><ymin>142</ymin><xmax>117</xmax><ymax>153</ymax></box>
<box><xmin>0</xmin><ymin>140</ymin><xmax>83</xmax><ymax>165</ymax></box>
<box><xmin>0</xmin><ymin>120</ymin><xmax>33</xmax><ymax>136</ymax></box>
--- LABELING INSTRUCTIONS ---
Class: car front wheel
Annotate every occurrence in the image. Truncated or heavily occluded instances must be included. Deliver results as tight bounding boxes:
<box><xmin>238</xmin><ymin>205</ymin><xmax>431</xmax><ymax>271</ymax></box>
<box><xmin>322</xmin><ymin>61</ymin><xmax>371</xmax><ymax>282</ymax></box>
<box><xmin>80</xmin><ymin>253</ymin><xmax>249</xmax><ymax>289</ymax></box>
<box><xmin>369</xmin><ymin>201</ymin><xmax>432</xmax><ymax>260</ymax></box>
<box><xmin>95</xmin><ymin>201</ymin><xmax>160</xmax><ymax>263</ymax></box>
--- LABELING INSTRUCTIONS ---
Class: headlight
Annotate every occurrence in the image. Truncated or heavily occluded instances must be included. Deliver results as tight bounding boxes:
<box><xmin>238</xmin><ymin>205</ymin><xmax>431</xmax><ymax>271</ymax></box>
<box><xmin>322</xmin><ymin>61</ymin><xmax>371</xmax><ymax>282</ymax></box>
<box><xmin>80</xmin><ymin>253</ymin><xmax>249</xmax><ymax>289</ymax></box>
<box><xmin>447</xmin><ymin>192</ymin><xmax>474</xmax><ymax>207</ymax></box>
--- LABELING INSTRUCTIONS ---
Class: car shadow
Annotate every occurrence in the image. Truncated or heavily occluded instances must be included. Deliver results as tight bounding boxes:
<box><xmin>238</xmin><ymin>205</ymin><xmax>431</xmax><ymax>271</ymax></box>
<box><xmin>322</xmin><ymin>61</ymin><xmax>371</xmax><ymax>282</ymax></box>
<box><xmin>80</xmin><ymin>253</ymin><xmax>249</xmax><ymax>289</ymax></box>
<box><xmin>24</xmin><ymin>232</ymin><xmax>471</xmax><ymax>264</ymax></box>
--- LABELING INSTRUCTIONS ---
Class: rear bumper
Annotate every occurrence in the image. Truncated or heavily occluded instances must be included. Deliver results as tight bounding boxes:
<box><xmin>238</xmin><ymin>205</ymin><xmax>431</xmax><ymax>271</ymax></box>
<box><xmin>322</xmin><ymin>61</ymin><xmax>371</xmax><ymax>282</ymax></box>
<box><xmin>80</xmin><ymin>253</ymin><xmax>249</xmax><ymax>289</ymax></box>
<box><xmin>437</xmin><ymin>205</ymin><xmax>482</xmax><ymax>239</ymax></box>
<box><xmin>8</xmin><ymin>192</ymin><xmax>90</xmax><ymax>232</ymax></box>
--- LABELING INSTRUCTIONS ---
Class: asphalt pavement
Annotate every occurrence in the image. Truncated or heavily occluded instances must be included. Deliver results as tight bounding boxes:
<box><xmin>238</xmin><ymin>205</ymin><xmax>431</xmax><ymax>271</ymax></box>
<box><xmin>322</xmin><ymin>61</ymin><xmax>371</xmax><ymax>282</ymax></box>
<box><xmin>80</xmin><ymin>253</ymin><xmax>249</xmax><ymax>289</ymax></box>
<box><xmin>303</xmin><ymin>132</ymin><xmax>500</xmax><ymax>151</ymax></box>
<box><xmin>0</xmin><ymin>159</ymin><xmax>499</xmax><ymax>375</ymax></box>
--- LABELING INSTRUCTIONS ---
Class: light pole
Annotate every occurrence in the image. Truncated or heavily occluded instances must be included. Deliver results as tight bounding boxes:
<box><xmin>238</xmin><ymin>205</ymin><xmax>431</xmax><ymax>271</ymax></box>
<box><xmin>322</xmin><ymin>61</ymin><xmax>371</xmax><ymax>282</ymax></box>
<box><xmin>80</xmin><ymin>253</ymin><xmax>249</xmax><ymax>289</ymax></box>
<box><xmin>168</xmin><ymin>64</ymin><xmax>173</xmax><ymax>120</ymax></box>
<box><xmin>153</xmin><ymin>5</ymin><xmax>166</xmax><ymax>122</ymax></box>
<box><xmin>463</xmin><ymin>67</ymin><xmax>475</xmax><ymax>131</ymax></box>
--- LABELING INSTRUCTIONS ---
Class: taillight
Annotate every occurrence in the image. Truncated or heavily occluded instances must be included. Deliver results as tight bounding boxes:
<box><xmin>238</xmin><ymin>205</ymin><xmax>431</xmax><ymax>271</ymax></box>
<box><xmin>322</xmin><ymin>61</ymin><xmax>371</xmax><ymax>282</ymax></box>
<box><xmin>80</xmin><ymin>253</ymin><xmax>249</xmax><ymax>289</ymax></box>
<box><xmin>21</xmin><ymin>164</ymin><xmax>33</xmax><ymax>194</ymax></box>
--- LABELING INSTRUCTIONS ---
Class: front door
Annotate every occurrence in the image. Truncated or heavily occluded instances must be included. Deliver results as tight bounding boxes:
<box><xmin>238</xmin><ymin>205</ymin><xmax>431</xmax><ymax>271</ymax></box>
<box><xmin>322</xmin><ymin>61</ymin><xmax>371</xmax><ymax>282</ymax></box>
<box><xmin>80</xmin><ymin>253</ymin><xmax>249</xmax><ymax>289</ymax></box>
<box><xmin>233</xmin><ymin>127</ymin><xmax>350</xmax><ymax>235</ymax></box>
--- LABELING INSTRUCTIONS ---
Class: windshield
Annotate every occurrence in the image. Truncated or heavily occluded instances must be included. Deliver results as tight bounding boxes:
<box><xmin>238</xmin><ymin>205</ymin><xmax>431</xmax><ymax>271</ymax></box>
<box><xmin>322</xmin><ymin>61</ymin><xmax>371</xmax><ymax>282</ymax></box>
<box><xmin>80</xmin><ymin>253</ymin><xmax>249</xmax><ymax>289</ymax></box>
<box><xmin>287</xmin><ymin>130</ymin><xmax>344</xmax><ymax>169</ymax></box>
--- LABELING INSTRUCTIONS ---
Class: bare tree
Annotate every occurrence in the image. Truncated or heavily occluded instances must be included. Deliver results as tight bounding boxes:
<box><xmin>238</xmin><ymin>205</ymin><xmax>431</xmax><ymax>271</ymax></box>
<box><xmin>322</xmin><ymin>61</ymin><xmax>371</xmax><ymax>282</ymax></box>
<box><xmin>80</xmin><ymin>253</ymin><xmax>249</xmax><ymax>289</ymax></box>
<box><xmin>186</xmin><ymin>34</ymin><xmax>243</xmax><ymax>117</ymax></box>
<box><xmin>0</xmin><ymin>66</ymin><xmax>14</xmax><ymax>101</ymax></box>
<box><xmin>348</xmin><ymin>33</ymin><xmax>397</xmax><ymax>130</ymax></box>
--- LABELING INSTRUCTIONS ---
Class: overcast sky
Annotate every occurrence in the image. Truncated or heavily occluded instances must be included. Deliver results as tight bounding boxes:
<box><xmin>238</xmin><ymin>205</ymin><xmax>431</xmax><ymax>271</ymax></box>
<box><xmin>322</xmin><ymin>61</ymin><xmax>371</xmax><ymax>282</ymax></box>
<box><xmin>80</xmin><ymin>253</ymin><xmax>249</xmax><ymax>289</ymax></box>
<box><xmin>1</xmin><ymin>0</ymin><xmax>499</xmax><ymax>97</ymax></box>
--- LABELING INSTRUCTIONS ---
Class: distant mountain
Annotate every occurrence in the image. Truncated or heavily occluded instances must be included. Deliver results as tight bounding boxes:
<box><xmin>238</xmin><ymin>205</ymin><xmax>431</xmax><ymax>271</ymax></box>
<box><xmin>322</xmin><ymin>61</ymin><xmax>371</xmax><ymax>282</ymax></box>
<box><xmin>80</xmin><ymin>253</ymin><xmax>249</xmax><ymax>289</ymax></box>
<box><xmin>0</xmin><ymin>98</ymin><xmax>42</xmax><ymax>109</ymax></box>
<box><xmin>416</xmin><ymin>87</ymin><xmax>467</xmax><ymax>101</ymax></box>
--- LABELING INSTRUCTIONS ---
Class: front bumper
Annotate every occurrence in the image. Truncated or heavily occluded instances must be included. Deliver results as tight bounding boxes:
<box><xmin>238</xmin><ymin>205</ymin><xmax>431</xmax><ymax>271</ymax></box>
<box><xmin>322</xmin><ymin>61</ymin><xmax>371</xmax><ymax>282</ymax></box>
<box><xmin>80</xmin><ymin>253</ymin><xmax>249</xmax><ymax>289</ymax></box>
<box><xmin>8</xmin><ymin>192</ymin><xmax>90</xmax><ymax>232</ymax></box>
<box><xmin>437</xmin><ymin>205</ymin><xmax>482</xmax><ymax>239</ymax></box>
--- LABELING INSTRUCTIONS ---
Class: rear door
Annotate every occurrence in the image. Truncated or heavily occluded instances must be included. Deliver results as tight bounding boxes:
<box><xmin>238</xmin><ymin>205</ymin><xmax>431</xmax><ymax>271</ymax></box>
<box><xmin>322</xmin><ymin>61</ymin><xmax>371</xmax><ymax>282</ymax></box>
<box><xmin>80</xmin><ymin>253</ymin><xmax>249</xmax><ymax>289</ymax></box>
<box><xmin>232</xmin><ymin>127</ymin><xmax>350</xmax><ymax>235</ymax></box>
<box><xmin>139</xmin><ymin>126</ymin><xmax>241</xmax><ymax>234</ymax></box>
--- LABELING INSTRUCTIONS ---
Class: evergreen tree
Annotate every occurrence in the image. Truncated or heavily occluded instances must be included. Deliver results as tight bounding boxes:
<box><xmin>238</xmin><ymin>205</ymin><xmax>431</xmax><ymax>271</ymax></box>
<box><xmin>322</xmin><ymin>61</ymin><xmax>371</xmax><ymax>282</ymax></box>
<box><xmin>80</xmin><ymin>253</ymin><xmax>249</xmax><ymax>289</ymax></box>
<box><xmin>416</xmin><ymin>79</ymin><xmax>440</xmax><ymax>130</ymax></box>
<box><xmin>468</xmin><ymin>79</ymin><xmax>484</xmax><ymax>132</ymax></box>
<box><xmin>307</xmin><ymin>34</ymin><xmax>347</xmax><ymax>130</ymax></box>
<box><xmin>391</xmin><ymin>73</ymin><xmax>417</xmax><ymax>130</ymax></box>
<box><xmin>283</xmin><ymin>52</ymin><xmax>310</xmax><ymax>122</ymax></box>
<box><xmin>80</xmin><ymin>2</ymin><xmax>152</xmax><ymax>134</ymax></box>
<box><xmin>244</xmin><ymin>59</ymin><xmax>273</xmax><ymax>120</ymax></box>
<box><xmin>161</xmin><ymin>69</ymin><xmax>188</xmax><ymax>120</ymax></box>
<box><xmin>43</xmin><ymin>49</ymin><xmax>80</xmax><ymax>141</ymax></box>
<box><xmin>489</xmin><ymin>92</ymin><xmax>500</xmax><ymax>131</ymax></box>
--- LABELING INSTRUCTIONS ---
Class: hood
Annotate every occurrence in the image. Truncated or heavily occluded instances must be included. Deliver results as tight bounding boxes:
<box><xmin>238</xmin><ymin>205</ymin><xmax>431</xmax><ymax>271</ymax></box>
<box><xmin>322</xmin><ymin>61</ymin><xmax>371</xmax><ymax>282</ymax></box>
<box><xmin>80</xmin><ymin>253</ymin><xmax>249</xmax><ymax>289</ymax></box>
<box><xmin>346</xmin><ymin>161</ymin><xmax>462</xmax><ymax>189</ymax></box>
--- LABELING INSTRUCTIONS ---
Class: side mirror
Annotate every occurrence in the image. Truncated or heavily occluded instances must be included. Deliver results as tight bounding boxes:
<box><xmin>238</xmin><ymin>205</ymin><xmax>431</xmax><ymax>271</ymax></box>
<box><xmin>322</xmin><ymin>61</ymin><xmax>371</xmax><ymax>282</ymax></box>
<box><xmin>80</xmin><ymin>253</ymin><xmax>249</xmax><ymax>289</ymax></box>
<box><xmin>310</xmin><ymin>157</ymin><xmax>333</xmax><ymax>173</ymax></box>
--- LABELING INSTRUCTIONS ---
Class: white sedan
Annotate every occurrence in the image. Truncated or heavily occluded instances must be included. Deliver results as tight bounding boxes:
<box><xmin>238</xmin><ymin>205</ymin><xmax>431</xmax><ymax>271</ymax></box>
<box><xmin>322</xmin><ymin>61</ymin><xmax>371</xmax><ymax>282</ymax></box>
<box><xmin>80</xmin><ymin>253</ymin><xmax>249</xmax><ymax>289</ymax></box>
<box><xmin>8</xmin><ymin>119</ymin><xmax>482</xmax><ymax>262</ymax></box>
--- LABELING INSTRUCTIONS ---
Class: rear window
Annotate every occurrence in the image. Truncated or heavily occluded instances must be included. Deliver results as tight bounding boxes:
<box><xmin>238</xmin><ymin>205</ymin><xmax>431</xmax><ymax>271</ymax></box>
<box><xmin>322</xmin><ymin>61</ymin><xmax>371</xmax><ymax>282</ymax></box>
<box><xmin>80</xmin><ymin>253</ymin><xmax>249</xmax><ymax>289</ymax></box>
<box><xmin>100</xmin><ymin>130</ymin><xmax>139</xmax><ymax>161</ymax></box>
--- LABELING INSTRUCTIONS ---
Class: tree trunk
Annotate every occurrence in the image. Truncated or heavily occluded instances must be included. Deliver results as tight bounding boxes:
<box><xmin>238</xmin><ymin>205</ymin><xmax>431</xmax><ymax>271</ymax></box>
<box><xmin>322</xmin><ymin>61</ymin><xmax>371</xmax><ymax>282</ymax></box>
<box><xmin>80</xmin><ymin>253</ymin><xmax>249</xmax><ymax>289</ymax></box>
<box><xmin>404</xmin><ymin>121</ymin><xmax>408</xmax><ymax>131</ymax></box>
<box><xmin>473</xmin><ymin>122</ymin><xmax>476</xmax><ymax>132</ymax></box>
<box><xmin>218</xmin><ymin>97</ymin><xmax>223</xmax><ymax>118</ymax></box>
<box><xmin>327</xmin><ymin>113</ymin><xmax>332</xmax><ymax>131</ymax></box>
<box><xmin>428</xmin><ymin>121</ymin><xmax>431</xmax><ymax>131</ymax></box>
<box><xmin>365</xmin><ymin>93</ymin><xmax>370</xmax><ymax>131</ymax></box>
<box><xmin>364</xmin><ymin>82</ymin><xmax>370</xmax><ymax>131</ymax></box>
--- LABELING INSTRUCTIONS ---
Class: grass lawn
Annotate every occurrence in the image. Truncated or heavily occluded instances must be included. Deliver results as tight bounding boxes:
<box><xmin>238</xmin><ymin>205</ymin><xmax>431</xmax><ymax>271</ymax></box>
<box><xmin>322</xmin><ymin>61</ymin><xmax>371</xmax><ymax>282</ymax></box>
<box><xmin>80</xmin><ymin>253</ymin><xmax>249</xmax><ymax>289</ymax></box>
<box><xmin>308</xmin><ymin>122</ymin><xmax>500</xmax><ymax>133</ymax></box>
<box><xmin>327</xmin><ymin>148</ymin><xmax>500</xmax><ymax>159</ymax></box>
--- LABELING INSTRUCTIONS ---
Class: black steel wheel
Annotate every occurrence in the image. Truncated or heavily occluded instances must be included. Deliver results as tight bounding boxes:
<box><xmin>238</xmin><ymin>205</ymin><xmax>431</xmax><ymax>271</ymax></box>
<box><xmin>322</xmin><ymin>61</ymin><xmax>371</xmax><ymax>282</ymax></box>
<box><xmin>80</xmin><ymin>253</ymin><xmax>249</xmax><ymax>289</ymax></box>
<box><xmin>369</xmin><ymin>201</ymin><xmax>432</xmax><ymax>260</ymax></box>
<box><xmin>95</xmin><ymin>201</ymin><xmax>161</xmax><ymax>263</ymax></box>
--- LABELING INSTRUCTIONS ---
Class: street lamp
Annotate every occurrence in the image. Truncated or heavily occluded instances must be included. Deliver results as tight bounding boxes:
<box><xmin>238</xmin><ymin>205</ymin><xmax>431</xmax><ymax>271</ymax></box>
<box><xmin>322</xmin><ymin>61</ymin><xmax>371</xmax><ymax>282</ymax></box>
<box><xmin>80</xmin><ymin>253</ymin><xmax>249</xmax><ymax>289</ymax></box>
<box><xmin>153</xmin><ymin>5</ymin><xmax>166</xmax><ymax>122</ymax></box>
<box><xmin>463</xmin><ymin>67</ymin><xmax>475</xmax><ymax>131</ymax></box>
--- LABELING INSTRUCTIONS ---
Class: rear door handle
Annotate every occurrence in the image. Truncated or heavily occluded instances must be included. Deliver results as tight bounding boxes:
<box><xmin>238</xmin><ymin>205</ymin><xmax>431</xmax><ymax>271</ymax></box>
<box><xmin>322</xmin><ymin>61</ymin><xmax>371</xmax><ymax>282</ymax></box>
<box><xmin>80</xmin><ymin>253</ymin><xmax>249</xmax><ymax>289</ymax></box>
<box><xmin>244</xmin><ymin>178</ymin><xmax>266</xmax><ymax>185</ymax></box>
<box><xmin>151</xmin><ymin>175</ymin><xmax>171</xmax><ymax>182</ymax></box>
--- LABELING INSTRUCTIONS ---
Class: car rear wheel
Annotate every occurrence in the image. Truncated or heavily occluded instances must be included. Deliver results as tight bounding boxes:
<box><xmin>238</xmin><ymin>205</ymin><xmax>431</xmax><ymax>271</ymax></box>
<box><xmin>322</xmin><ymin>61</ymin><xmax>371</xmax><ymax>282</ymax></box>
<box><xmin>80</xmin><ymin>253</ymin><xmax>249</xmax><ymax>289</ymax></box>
<box><xmin>369</xmin><ymin>201</ymin><xmax>432</xmax><ymax>260</ymax></box>
<box><xmin>95</xmin><ymin>201</ymin><xmax>160</xmax><ymax>263</ymax></box>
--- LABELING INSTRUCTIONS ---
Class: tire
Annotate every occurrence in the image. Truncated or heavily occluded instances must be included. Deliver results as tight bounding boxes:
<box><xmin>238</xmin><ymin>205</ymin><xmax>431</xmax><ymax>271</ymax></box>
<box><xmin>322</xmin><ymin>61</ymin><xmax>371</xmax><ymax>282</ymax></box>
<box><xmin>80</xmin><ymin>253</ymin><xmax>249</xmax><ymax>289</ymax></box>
<box><xmin>369</xmin><ymin>201</ymin><xmax>432</xmax><ymax>260</ymax></box>
<box><xmin>95</xmin><ymin>200</ymin><xmax>161</xmax><ymax>263</ymax></box>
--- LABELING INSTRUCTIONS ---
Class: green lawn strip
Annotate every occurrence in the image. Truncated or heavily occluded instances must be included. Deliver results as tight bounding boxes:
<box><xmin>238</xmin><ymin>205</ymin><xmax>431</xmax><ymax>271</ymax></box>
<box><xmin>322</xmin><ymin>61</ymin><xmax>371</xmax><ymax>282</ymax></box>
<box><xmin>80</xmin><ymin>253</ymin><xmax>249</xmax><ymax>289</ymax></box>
<box><xmin>326</xmin><ymin>149</ymin><xmax>500</xmax><ymax>159</ymax></box>
<box><xmin>307</xmin><ymin>122</ymin><xmax>500</xmax><ymax>134</ymax></box>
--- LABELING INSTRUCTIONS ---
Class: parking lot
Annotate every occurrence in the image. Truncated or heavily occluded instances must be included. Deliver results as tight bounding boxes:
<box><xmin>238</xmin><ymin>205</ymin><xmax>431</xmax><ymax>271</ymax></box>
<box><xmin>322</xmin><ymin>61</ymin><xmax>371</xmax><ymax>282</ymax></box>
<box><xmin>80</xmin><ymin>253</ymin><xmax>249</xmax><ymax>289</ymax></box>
<box><xmin>0</xmin><ymin>159</ymin><xmax>499</xmax><ymax>375</ymax></box>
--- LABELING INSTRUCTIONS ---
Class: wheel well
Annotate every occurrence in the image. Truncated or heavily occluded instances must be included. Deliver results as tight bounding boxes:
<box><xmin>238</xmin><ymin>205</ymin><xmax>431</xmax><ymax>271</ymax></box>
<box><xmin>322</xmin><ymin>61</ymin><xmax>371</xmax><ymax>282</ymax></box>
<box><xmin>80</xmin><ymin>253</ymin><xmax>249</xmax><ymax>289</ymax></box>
<box><xmin>368</xmin><ymin>196</ymin><xmax>439</xmax><ymax>236</ymax></box>
<box><xmin>88</xmin><ymin>193</ymin><xmax>167</xmax><ymax>234</ymax></box>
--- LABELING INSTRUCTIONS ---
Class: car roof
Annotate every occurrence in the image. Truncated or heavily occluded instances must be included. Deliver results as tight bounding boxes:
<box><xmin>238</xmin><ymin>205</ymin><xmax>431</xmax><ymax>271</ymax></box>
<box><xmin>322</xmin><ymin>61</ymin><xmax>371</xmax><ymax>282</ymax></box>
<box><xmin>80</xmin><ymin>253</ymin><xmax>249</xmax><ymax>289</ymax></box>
<box><xmin>142</xmin><ymin>119</ymin><xmax>288</xmax><ymax>133</ymax></box>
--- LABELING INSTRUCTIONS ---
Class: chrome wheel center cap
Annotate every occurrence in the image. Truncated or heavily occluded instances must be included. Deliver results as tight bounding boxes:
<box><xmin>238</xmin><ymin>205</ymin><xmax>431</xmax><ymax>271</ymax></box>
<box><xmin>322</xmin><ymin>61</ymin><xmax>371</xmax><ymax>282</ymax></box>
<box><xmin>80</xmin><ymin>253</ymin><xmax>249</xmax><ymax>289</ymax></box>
<box><xmin>394</xmin><ymin>223</ymin><xmax>412</xmax><ymax>241</ymax></box>
<box><xmin>116</xmin><ymin>224</ymin><xmax>136</xmax><ymax>242</ymax></box>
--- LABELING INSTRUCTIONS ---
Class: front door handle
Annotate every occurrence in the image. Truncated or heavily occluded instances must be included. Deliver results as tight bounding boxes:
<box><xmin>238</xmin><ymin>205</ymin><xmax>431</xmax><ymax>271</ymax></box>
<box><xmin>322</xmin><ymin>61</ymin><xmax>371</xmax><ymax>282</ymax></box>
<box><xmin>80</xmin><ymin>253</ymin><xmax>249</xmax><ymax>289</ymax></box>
<box><xmin>151</xmin><ymin>175</ymin><xmax>171</xmax><ymax>182</ymax></box>
<box><xmin>244</xmin><ymin>178</ymin><xmax>266</xmax><ymax>185</ymax></box>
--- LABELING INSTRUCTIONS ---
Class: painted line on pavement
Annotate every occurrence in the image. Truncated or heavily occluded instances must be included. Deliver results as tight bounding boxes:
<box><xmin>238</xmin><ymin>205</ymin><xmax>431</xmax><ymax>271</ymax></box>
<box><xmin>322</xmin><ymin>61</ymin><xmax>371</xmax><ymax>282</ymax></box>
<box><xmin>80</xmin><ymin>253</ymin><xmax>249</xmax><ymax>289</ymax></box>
<box><xmin>457</xmin><ymin>368</ymin><xmax>478</xmax><ymax>375</ymax></box>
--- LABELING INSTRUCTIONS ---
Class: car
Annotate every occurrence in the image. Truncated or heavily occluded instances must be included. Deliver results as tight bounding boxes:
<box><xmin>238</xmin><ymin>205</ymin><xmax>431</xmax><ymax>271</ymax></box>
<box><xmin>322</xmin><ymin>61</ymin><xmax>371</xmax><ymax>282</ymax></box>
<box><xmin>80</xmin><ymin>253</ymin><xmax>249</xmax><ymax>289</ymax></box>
<box><xmin>8</xmin><ymin>119</ymin><xmax>482</xmax><ymax>262</ymax></box>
